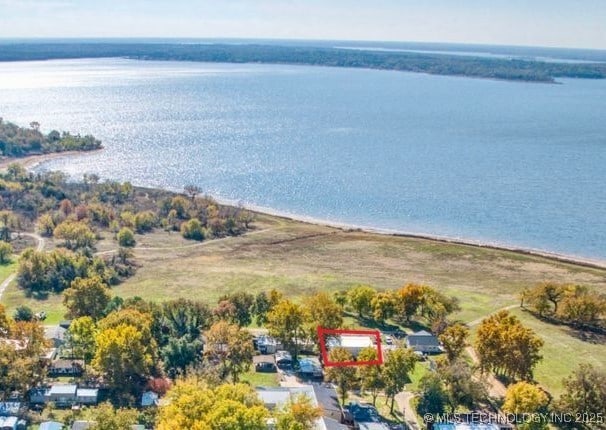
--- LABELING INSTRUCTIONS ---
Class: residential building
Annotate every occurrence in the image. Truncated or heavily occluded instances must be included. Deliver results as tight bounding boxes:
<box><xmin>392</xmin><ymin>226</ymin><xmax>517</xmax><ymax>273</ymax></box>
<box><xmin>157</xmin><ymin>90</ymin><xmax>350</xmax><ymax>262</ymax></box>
<box><xmin>48</xmin><ymin>359</ymin><xmax>84</xmax><ymax>376</ymax></box>
<box><xmin>326</xmin><ymin>335</ymin><xmax>375</xmax><ymax>358</ymax></box>
<box><xmin>76</xmin><ymin>388</ymin><xmax>99</xmax><ymax>405</ymax></box>
<box><xmin>45</xmin><ymin>384</ymin><xmax>77</xmax><ymax>405</ymax></box>
<box><xmin>405</xmin><ymin>330</ymin><xmax>442</xmax><ymax>354</ymax></box>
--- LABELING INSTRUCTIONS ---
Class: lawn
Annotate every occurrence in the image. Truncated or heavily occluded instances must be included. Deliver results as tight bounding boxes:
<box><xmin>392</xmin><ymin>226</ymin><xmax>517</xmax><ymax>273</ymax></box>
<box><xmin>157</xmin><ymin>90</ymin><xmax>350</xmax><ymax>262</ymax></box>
<box><xmin>0</xmin><ymin>259</ymin><xmax>17</xmax><ymax>283</ymax></box>
<box><xmin>239</xmin><ymin>368</ymin><xmax>280</xmax><ymax>388</ymax></box>
<box><xmin>512</xmin><ymin>308</ymin><xmax>606</xmax><ymax>397</ymax></box>
<box><xmin>2</xmin><ymin>213</ymin><xmax>605</xmax><ymax>396</ymax></box>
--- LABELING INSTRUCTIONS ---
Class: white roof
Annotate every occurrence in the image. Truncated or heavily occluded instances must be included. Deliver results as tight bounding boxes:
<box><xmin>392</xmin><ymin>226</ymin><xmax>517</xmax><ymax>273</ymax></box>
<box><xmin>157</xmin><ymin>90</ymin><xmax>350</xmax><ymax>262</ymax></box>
<box><xmin>48</xmin><ymin>384</ymin><xmax>77</xmax><ymax>395</ymax></box>
<box><xmin>337</xmin><ymin>335</ymin><xmax>374</xmax><ymax>348</ymax></box>
<box><xmin>0</xmin><ymin>416</ymin><xmax>18</xmax><ymax>427</ymax></box>
<box><xmin>256</xmin><ymin>386</ymin><xmax>326</xmax><ymax>430</ymax></box>
<box><xmin>76</xmin><ymin>388</ymin><xmax>98</xmax><ymax>398</ymax></box>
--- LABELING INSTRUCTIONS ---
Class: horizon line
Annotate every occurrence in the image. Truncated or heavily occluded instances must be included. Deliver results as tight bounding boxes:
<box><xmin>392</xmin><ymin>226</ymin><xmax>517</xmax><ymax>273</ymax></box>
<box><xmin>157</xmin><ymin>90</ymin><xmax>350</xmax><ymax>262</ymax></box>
<box><xmin>0</xmin><ymin>36</ymin><xmax>605</xmax><ymax>53</ymax></box>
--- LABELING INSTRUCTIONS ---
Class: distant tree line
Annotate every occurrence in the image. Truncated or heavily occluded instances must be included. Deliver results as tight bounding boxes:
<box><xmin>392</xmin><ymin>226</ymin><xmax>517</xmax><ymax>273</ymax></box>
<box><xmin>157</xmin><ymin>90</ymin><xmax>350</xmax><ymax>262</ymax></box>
<box><xmin>0</xmin><ymin>118</ymin><xmax>102</xmax><ymax>157</ymax></box>
<box><xmin>1</xmin><ymin>43</ymin><xmax>606</xmax><ymax>83</ymax></box>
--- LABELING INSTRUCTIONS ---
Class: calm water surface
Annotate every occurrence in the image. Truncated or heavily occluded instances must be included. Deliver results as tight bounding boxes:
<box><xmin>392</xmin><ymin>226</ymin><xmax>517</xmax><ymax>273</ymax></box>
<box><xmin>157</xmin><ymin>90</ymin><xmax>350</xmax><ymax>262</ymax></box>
<box><xmin>0</xmin><ymin>58</ymin><xmax>604</xmax><ymax>260</ymax></box>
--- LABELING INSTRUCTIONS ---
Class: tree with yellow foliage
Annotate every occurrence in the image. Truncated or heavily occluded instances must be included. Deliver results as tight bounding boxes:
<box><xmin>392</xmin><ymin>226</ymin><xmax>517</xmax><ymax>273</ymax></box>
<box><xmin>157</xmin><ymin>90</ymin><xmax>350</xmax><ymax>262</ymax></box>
<box><xmin>93</xmin><ymin>323</ymin><xmax>153</xmax><ymax>396</ymax></box>
<box><xmin>503</xmin><ymin>381</ymin><xmax>549</xmax><ymax>430</ymax></box>
<box><xmin>156</xmin><ymin>378</ymin><xmax>268</xmax><ymax>430</ymax></box>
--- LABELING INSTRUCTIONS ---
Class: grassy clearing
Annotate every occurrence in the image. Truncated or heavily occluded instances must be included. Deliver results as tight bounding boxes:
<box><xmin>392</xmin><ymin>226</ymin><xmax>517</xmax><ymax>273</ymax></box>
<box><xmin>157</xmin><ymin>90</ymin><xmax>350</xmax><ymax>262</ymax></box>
<box><xmin>239</xmin><ymin>369</ymin><xmax>280</xmax><ymax>388</ymax></box>
<box><xmin>2</xmin><ymin>213</ymin><xmax>605</xmax><ymax>395</ymax></box>
<box><xmin>0</xmin><ymin>260</ymin><xmax>17</xmax><ymax>282</ymax></box>
<box><xmin>512</xmin><ymin>308</ymin><xmax>606</xmax><ymax>397</ymax></box>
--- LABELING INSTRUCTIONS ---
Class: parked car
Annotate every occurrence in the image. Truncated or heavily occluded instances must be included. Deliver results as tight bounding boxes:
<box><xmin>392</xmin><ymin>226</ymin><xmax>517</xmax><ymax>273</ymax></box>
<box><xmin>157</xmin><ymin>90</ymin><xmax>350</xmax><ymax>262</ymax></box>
<box><xmin>255</xmin><ymin>362</ymin><xmax>277</xmax><ymax>373</ymax></box>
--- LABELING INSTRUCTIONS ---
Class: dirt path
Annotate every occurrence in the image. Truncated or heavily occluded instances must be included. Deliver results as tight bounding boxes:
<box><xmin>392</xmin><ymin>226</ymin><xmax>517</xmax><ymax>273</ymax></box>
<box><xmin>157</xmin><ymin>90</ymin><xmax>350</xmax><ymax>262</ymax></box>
<box><xmin>395</xmin><ymin>391</ymin><xmax>421</xmax><ymax>430</ymax></box>
<box><xmin>466</xmin><ymin>303</ymin><xmax>519</xmax><ymax>327</ymax></box>
<box><xmin>94</xmin><ymin>227</ymin><xmax>273</xmax><ymax>256</ymax></box>
<box><xmin>0</xmin><ymin>232</ymin><xmax>45</xmax><ymax>300</ymax></box>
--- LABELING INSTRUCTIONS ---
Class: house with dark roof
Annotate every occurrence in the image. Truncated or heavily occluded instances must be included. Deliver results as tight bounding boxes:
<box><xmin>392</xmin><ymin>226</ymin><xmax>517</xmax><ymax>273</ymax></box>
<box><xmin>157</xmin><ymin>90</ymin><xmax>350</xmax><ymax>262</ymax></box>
<box><xmin>48</xmin><ymin>359</ymin><xmax>84</xmax><ymax>376</ymax></box>
<box><xmin>342</xmin><ymin>402</ymin><xmax>389</xmax><ymax>430</ymax></box>
<box><xmin>405</xmin><ymin>330</ymin><xmax>442</xmax><ymax>354</ymax></box>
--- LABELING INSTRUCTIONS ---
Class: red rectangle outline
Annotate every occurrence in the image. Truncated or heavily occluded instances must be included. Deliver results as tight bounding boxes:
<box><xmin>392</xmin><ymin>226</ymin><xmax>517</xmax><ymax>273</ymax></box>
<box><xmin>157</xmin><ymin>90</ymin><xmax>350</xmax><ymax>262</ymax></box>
<box><xmin>317</xmin><ymin>326</ymin><xmax>383</xmax><ymax>367</ymax></box>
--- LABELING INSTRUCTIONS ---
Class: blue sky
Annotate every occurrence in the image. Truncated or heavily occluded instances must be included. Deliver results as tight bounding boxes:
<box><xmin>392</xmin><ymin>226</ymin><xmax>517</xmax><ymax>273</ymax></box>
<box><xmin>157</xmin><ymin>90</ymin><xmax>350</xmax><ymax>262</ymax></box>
<box><xmin>1</xmin><ymin>0</ymin><xmax>605</xmax><ymax>49</ymax></box>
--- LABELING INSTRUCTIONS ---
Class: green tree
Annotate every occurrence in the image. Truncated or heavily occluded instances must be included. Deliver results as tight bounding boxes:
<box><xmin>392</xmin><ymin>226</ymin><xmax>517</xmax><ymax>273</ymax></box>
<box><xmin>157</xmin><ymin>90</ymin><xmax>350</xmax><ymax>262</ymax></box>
<box><xmin>383</xmin><ymin>347</ymin><xmax>417</xmax><ymax>412</ymax></box>
<box><xmin>63</xmin><ymin>276</ymin><xmax>111</xmax><ymax>321</ymax></box>
<box><xmin>220</xmin><ymin>292</ymin><xmax>255</xmax><ymax>327</ymax></box>
<box><xmin>557</xmin><ymin>364</ymin><xmax>606</xmax><ymax>423</ymax></box>
<box><xmin>0</xmin><ymin>241</ymin><xmax>13</xmax><ymax>264</ymax></box>
<box><xmin>180</xmin><ymin>218</ymin><xmax>205</xmax><ymax>241</ymax></box>
<box><xmin>205</xmin><ymin>321</ymin><xmax>254</xmax><ymax>383</ymax></box>
<box><xmin>13</xmin><ymin>305</ymin><xmax>33</xmax><ymax>322</ymax></box>
<box><xmin>417</xmin><ymin>373</ymin><xmax>449</xmax><ymax>416</ymax></box>
<box><xmin>439</xmin><ymin>323</ymin><xmax>469</xmax><ymax>363</ymax></box>
<box><xmin>357</xmin><ymin>347</ymin><xmax>384</xmax><ymax>406</ymax></box>
<box><xmin>53</xmin><ymin>220</ymin><xmax>96</xmax><ymax>250</ymax></box>
<box><xmin>0</xmin><ymin>210</ymin><xmax>19</xmax><ymax>242</ymax></box>
<box><xmin>347</xmin><ymin>285</ymin><xmax>376</xmax><ymax>318</ymax></box>
<box><xmin>267</xmin><ymin>299</ymin><xmax>306</xmax><ymax>359</ymax></box>
<box><xmin>161</xmin><ymin>337</ymin><xmax>204</xmax><ymax>378</ymax></box>
<box><xmin>134</xmin><ymin>211</ymin><xmax>156</xmax><ymax>233</ymax></box>
<box><xmin>438</xmin><ymin>359</ymin><xmax>487</xmax><ymax>411</ymax></box>
<box><xmin>66</xmin><ymin>316</ymin><xmax>97</xmax><ymax>364</ymax></box>
<box><xmin>36</xmin><ymin>213</ymin><xmax>56</xmax><ymax>237</ymax></box>
<box><xmin>117</xmin><ymin>227</ymin><xmax>136</xmax><ymax>247</ymax></box>
<box><xmin>325</xmin><ymin>347</ymin><xmax>357</xmax><ymax>405</ymax></box>
<box><xmin>304</xmin><ymin>292</ymin><xmax>343</xmax><ymax>340</ymax></box>
<box><xmin>90</xmin><ymin>402</ymin><xmax>139</xmax><ymax>430</ymax></box>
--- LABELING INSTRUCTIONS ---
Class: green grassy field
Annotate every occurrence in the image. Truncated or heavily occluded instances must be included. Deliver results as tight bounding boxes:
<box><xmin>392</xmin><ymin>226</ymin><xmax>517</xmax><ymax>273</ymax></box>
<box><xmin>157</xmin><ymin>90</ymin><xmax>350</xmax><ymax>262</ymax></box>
<box><xmin>239</xmin><ymin>369</ymin><xmax>280</xmax><ymax>388</ymax></box>
<box><xmin>2</xmin><ymin>213</ymin><xmax>605</xmax><ymax>396</ymax></box>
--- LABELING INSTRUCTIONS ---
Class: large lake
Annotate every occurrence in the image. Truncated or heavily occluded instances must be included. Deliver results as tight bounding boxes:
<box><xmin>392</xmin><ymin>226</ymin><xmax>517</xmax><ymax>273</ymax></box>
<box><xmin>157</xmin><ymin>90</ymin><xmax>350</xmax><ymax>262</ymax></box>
<box><xmin>0</xmin><ymin>58</ymin><xmax>605</xmax><ymax>261</ymax></box>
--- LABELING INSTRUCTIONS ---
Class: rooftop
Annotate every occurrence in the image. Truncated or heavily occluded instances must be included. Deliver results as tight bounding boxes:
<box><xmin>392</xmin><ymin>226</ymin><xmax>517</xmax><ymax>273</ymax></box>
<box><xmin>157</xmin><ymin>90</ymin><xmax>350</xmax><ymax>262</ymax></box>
<box><xmin>76</xmin><ymin>388</ymin><xmax>98</xmax><ymax>398</ymax></box>
<box><xmin>327</xmin><ymin>335</ymin><xmax>374</xmax><ymax>349</ymax></box>
<box><xmin>47</xmin><ymin>384</ymin><xmax>77</xmax><ymax>396</ymax></box>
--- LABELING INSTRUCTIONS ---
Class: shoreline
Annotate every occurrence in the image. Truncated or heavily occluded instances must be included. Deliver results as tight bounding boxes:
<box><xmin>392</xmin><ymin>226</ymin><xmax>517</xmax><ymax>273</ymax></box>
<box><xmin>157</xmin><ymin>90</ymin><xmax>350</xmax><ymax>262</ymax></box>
<box><xmin>0</xmin><ymin>148</ymin><xmax>103</xmax><ymax>171</ymax></box>
<box><xmin>22</xmin><ymin>150</ymin><xmax>606</xmax><ymax>271</ymax></box>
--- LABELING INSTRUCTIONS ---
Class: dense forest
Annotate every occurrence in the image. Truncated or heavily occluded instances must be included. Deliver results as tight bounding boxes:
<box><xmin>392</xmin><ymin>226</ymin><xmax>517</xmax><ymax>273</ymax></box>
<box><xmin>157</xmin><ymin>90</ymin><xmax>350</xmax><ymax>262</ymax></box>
<box><xmin>1</xmin><ymin>42</ymin><xmax>606</xmax><ymax>82</ymax></box>
<box><xmin>0</xmin><ymin>118</ymin><xmax>102</xmax><ymax>157</ymax></box>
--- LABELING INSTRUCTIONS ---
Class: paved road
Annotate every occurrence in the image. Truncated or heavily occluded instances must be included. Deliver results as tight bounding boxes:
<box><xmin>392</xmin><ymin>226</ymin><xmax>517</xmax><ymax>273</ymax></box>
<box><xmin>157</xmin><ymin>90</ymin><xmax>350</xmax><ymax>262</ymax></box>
<box><xmin>0</xmin><ymin>232</ymin><xmax>45</xmax><ymax>300</ymax></box>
